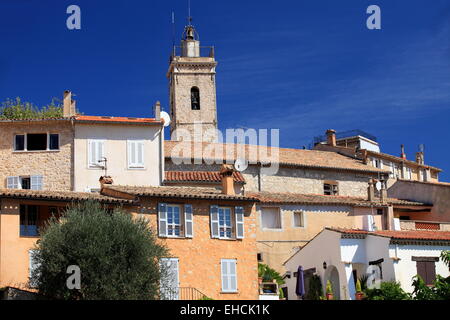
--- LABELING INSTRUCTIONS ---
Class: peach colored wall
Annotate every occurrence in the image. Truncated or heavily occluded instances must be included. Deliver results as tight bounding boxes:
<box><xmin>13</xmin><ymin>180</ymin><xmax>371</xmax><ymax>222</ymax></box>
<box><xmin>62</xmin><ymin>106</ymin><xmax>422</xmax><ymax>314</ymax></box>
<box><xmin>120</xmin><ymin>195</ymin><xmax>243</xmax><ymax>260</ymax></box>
<box><xmin>136</xmin><ymin>198</ymin><xmax>258</xmax><ymax>300</ymax></box>
<box><xmin>0</xmin><ymin>199</ymin><xmax>38</xmax><ymax>288</ymax></box>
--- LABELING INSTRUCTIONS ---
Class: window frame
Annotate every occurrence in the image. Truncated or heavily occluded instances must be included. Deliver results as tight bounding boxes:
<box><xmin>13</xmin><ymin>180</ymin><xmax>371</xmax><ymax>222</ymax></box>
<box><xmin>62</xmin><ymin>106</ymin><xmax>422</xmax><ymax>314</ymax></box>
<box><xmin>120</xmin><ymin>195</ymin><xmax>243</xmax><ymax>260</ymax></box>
<box><xmin>20</xmin><ymin>205</ymin><xmax>40</xmax><ymax>237</ymax></box>
<box><xmin>13</xmin><ymin>133</ymin><xmax>60</xmax><ymax>152</ymax></box>
<box><xmin>324</xmin><ymin>181</ymin><xmax>339</xmax><ymax>196</ymax></box>
<box><xmin>166</xmin><ymin>204</ymin><xmax>183</xmax><ymax>238</ymax></box>
<box><xmin>293</xmin><ymin>211</ymin><xmax>306</xmax><ymax>228</ymax></box>
<box><xmin>7</xmin><ymin>175</ymin><xmax>43</xmax><ymax>190</ymax></box>
<box><xmin>190</xmin><ymin>86</ymin><xmax>200</xmax><ymax>110</ymax></box>
<box><xmin>218</xmin><ymin>207</ymin><xmax>233</xmax><ymax>239</ymax></box>
<box><xmin>260</xmin><ymin>206</ymin><xmax>282</xmax><ymax>230</ymax></box>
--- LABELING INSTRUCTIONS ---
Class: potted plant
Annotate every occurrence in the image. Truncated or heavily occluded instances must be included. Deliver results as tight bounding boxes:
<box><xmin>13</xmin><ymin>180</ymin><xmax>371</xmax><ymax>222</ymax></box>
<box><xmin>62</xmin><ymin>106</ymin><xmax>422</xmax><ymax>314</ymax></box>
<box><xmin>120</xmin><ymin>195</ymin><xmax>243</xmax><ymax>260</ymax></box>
<box><xmin>355</xmin><ymin>279</ymin><xmax>364</xmax><ymax>300</ymax></box>
<box><xmin>326</xmin><ymin>280</ymin><xmax>334</xmax><ymax>300</ymax></box>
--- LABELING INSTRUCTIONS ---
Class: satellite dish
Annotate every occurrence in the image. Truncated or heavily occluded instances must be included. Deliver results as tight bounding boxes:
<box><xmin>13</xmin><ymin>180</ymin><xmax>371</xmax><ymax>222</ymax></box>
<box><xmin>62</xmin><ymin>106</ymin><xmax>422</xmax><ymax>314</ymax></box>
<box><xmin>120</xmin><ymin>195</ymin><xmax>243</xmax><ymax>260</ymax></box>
<box><xmin>234</xmin><ymin>158</ymin><xmax>248</xmax><ymax>172</ymax></box>
<box><xmin>160</xmin><ymin>111</ymin><xmax>171</xmax><ymax>127</ymax></box>
<box><xmin>375</xmin><ymin>181</ymin><xmax>382</xmax><ymax>191</ymax></box>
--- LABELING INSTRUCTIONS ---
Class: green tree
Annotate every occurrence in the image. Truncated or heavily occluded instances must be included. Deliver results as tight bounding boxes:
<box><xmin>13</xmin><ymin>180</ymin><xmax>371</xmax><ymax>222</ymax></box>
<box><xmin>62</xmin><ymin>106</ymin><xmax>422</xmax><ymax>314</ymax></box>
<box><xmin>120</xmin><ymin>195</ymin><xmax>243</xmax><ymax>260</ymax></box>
<box><xmin>30</xmin><ymin>201</ymin><xmax>168</xmax><ymax>300</ymax></box>
<box><xmin>0</xmin><ymin>97</ymin><xmax>63</xmax><ymax>120</ymax></box>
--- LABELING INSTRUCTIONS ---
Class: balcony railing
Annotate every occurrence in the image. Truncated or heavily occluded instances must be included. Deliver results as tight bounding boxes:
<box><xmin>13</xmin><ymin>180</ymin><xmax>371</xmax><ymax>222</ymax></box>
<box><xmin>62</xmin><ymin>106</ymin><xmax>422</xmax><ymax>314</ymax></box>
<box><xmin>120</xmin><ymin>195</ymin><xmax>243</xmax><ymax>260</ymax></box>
<box><xmin>161</xmin><ymin>287</ymin><xmax>209</xmax><ymax>300</ymax></box>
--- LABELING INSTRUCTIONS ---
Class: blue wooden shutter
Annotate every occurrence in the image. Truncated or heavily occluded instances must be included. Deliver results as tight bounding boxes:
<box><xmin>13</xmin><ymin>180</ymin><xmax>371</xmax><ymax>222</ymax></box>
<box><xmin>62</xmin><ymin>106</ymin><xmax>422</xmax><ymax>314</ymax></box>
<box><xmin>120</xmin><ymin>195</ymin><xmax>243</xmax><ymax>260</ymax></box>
<box><xmin>184</xmin><ymin>204</ymin><xmax>193</xmax><ymax>238</ymax></box>
<box><xmin>235</xmin><ymin>206</ymin><xmax>244</xmax><ymax>239</ymax></box>
<box><xmin>158</xmin><ymin>203</ymin><xmax>168</xmax><ymax>237</ymax></box>
<box><xmin>210</xmin><ymin>205</ymin><xmax>219</xmax><ymax>238</ymax></box>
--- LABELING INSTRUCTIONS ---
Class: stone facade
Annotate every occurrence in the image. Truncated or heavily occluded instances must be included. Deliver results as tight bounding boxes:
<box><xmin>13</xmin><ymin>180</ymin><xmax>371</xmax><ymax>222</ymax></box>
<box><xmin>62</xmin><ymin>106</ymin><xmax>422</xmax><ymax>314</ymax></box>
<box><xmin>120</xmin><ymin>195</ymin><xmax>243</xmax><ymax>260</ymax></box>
<box><xmin>168</xmin><ymin>56</ymin><xmax>218</xmax><ymax>142</ymax></box>
<box><xmin>0</xmin><ymin>121</ymin><xmax>74</xmax><ymax>191</ymax></box>
<box><xmin>165</xmin><ymin>160</ymin><xmax>373</xmax><ymax>198</ymax></box>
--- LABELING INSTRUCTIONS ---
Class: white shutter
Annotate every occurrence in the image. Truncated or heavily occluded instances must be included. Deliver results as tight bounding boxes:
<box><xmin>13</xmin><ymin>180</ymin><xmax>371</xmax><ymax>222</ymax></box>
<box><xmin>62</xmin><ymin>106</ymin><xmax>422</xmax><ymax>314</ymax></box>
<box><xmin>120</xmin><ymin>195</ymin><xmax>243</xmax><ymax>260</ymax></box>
<box><xmin>128</xmin><ymin>140</ymin><xmax>145</xmax><ymax>168</ymax></box>
<box><xmin>31</xmin><ymin>175</ymin><xmax>43</xmax><ymax>190</ymax></box>
<box><xmin>7</xmin><ymin>176</ymin><xmax>19</xmax><ymax>189</ymax></box>
<box><xmin>88</xmin><ymin>140</ymin><xmax>105</xmax><ymax>168</ymax></box>
<box><xmin>235</xmin><ymin>206</ymin><xmax>244</xmax><ymax>239</ymax></box>
<box><xmin>184</xmin><ymin>204</ymin><xmax>193</xmax><ymax>238</ymax></box>
<box><xmin>221</xmin><ymin>259</ymin><xmax>237</xmax><ymax>292</ymax></box>
<box><xmin>158</xmin><ymin>203</ymin><xmax>168</xmax><ymax>237</ymax></box>
<box><xmin>210</xmin><ymin>205</ymin><xmax>219</xmax><ymax>238</ymax></box>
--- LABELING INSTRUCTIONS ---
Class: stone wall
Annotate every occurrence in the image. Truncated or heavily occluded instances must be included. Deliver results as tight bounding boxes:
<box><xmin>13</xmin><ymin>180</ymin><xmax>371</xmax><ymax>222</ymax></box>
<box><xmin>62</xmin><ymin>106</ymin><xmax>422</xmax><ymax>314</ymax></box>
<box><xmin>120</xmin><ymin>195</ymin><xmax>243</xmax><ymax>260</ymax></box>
<box><xmin>165</xmin><ymin>160</ymin><xmax>372</xmax><ymax>197</ymax></box>
<box><xmin>0</xmin><ymin>121</ymin><xmax>74</xmax><ymax>191</ymax></box>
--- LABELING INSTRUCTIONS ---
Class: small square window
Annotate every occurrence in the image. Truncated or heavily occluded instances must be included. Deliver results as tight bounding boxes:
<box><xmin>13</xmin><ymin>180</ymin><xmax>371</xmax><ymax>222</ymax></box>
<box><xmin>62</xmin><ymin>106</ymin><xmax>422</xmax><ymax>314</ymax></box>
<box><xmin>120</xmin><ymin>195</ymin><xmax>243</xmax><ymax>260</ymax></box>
<box><xmin>293</xmin><ymin>211</ymin><xmax>305</xmax><ymax>227</ymax></box>
<box><xmin>257</xmin><ymin>253</ymin><xmax>263</xmax><ymax>262</ymax></box>
<box><xmin>15</xmin><ymin>135</ymin><xmax>25</xmax><ymax>151</ymax></box>
<box><xmin>324</xmin><ymin>182</ymin><xmax>338</xmax><ymax>195</ymax></box>
<box><xmin>261</xmin><ymin>207</ymin><xmax>281</xmax><ymax>229</ymax></box>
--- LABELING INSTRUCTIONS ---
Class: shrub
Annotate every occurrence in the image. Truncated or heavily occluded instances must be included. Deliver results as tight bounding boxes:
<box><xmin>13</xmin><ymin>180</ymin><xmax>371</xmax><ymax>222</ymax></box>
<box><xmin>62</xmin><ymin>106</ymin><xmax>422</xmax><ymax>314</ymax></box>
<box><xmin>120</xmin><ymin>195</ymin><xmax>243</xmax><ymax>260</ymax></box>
<box><xmin>364</xmin><ymin>281</ymin><xmax>410</xmax><ymax>300</ymax></box>
<box><xmin>411</xmin><ymin>275</ymin><xmax>450</xmax><ymax>300</ymax></box>
<box><xmin>30</xmin><ymin>201</ymin><xmax>168</xmax><ymax>300</ymax></box>
<box><xmin>305</xmin><ymin>274</ymin><xmax>323</xmax><ymax>300</ymax></box>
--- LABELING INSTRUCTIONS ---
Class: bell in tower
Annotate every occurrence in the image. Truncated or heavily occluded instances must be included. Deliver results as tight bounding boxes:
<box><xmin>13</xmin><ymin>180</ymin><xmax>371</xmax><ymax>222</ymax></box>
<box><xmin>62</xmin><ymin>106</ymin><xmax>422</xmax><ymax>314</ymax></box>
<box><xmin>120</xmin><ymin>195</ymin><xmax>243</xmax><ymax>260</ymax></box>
<box><xmin>181</xmin><ymin>25</ymin><xmax>200</xmax><ymax>57</ymax></box>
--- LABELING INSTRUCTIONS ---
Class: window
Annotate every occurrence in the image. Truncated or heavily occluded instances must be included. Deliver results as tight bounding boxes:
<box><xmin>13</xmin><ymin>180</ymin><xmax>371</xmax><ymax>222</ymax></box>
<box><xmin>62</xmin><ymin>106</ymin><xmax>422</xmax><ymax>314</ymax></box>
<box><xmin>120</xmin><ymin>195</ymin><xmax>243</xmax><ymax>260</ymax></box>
<box><xmin>257</xmin><ymin>253</ymin><xmax>263</xmax><ymax>262</ymax></box>
<box><xmin>221</xmin><ymin>259</ymin><xmax>237</xmax><ymax>293</ymax></box>
<box><xmin>405</xmin><ymin>167</ymin><xmax>412</xmax><ymax>180</ymax></box>
<box><xmin>49</xmin><ymin>134</ymin><xmax>59</xmax><ymax>150</ymax></box>
<box><xmin>261</xmin><ymin>207</ymin><xmax>281</xmax><ymax>229</ymax></box>
<box><xmin>293</xmin><ymin>211</ymin><xmax>305</xmax><ymax>228</ymax></box>
<box><xmin>127</xmin><ymin>140</ymin><xmax>145</xmax><ymax>168</ymax></box>
<box><xmin>324</xmin><ymin>182</ymin><xmax>339</xmax><ymax>195</ymax></box>
<box><xmin>20</xmin><ymin>205</ymin><xmax>39</xmax><ymax>237</ymax></box>
<box><xmin>413</xmin><ymin>257</ymin><xmax>438</xmax><ymax>285</ymax></box>
<box><xmin>191</xmin><ymin>87</ymin><xmax>200</xmax><ymax>110</ymax></box>
<box><xmin>210</xmin><ymin>206</ymin><xmax>244</xmax><ymax>239</ymax></box>
<box><xmin>88</xmin><ymin>139</ymin><xmax>105</xmax><ymax>168</ymax></box>
<box><xmin>158</xmin><ymin>203</ymin><xmax>193</xmax><ymax>238</ymax></box>
<box><xmin>218</xmin><ymin>207</ymin><xmax>233</xmax><ymax>238</ymax></box>
<box><xmin>14</xmin><ymin>133</ymin><xmax>60</xmax><ymax>151</ymax></box>
<box><xmin>167</xmin><ymin>205</ymin><xmax>181</xmax><ymax>237</ymax></box>
<box><xmin>7</xmin><ymin>175</ymin><xmax>43</xmax><ymax>190</ymax></box>
<box><xmin>372</xmin><ymin>158</ymin><xmax>383</xmax><ymax>169</ymax></box>
<box><xmin>15</xmin><ymin>135</ymin><xmax>25</xmax><ymax>151</ymax></box>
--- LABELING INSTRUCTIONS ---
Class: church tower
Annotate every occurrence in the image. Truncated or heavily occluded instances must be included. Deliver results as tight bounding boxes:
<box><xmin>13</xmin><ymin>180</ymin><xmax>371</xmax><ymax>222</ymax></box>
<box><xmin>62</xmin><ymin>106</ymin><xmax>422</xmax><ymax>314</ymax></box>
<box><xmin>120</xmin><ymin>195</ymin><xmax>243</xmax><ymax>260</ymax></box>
<box><xmin>167</xmin><ymin>21</ymin><xmax>218</xmax><ymax>142</ymax></box>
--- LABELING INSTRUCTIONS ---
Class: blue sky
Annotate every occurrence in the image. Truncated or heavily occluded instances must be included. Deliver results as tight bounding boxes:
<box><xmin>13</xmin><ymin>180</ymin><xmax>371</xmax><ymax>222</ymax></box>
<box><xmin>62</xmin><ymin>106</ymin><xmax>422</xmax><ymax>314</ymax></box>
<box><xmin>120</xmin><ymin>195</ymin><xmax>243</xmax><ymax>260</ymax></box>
<box><xmin>1</xmin><ymin>0</ymin><xmax>449</xmax><ymax>180</ymax></box>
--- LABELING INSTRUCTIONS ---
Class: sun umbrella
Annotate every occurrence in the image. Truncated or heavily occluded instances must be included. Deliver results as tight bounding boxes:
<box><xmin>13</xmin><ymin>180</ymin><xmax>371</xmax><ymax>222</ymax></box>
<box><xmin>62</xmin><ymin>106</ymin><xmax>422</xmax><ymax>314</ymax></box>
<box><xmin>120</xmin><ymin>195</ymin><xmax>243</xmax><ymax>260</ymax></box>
<box><xmin>295</xmin><ymin>265</ymin><xmax>305</xmax><ymax>298</ymax></box>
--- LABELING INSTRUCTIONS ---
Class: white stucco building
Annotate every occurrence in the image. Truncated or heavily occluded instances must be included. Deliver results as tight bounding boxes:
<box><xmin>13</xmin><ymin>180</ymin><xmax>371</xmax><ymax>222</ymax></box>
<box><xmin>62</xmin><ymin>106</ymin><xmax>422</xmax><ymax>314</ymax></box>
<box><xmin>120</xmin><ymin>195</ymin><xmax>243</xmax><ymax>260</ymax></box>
<box><xmin>283</xmin><ymin>228</ymin><xmax>450</xmax><ymax>300</ymax></box>
<box><xmin>73</xmin><ymin>115</ymin><xmax>164</xmax><ymax>192</ymax></box>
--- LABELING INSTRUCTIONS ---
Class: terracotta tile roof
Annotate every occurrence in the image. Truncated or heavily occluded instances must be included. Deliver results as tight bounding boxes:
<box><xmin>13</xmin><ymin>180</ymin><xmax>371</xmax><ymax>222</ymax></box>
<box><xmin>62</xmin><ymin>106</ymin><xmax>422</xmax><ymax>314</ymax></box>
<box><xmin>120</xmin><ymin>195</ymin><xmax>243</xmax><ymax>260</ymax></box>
<box><xmin>366</xmin><ymin>150</ymin><xmax>442</xmax><ymax>172</ymax></box>
<box><xmin>247</xmin><ymin>191</ymin><xmax>428</xmax><ymax>207</ymax></box>
<box><xmin>75</xmin><ymin>115</ymin><xmax>162</xmax><ymax>125</ymax></box>
<box><xmin>102</xmin><ymin>185</ymin><xmax>258</xmax><ymax>202</ymax></box>
<box><xmin>164</xmin><ymin>171</ymin><xmax>245</xmax><ymax>184</ymax></box>
<box><xmin>328</xmin><ymin>228</ymin><xmax>450</xmax><ymax>241</ymax></box>
<box><xmin>0</xmin><ymin>188</ymin><xmax>135</xmax><ymax>204</ymax></box>
<box><xmin>164</xmin><ymin>141</ymin><xmax>388</xmax><ymax>174</ymax></box>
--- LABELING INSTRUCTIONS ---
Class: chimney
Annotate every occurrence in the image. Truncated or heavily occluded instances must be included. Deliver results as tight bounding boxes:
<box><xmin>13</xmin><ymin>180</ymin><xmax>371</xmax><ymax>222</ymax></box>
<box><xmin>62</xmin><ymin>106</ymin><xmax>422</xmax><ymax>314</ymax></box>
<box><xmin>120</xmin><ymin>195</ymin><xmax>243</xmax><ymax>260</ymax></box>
<box><xmin>326</xmin><ymin>129</ymin><xmax>337</xmax><ymax>147</ymax></box>
<box><xmin>99</xmin><ymin>176</ymin><xmax>113</xmax><ymax>189</ymax></box>
<box><xmin>416</xmin><ymin>152</ymin><xmax>424</xmax><ymax>165</ymax></box>
<box><xmin>400</xmin><ymin>144</ymin><xmax>406</xmax><ymax>160</ymax></box>
<box><xmin>63</xmin><ymin>90</ymin><xmax>76</xmax><ymax>117</ymax></box>
<box><xmin>220</xmin><ymin>164</ymin><xmax>235</xmax><ymax>196</ymax></box>
<box><xmin>368</xmin><ymin>178</ymin><xmax>375</xmax><ymax>202</ymax></box>
<box><xmin>154</xmin><ymin>101</ymin><xmax>161</xmax><ymax>121</ymax></box>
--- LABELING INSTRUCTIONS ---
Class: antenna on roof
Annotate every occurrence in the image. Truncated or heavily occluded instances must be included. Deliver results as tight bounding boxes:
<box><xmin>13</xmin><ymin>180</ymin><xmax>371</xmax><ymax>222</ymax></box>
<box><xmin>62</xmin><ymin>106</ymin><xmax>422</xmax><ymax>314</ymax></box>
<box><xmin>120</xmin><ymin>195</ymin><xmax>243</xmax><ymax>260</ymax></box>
<box><xmin>171</xmin><ymin>11</ymin><xmax>175</xmax><ymax>48</ymax></box>
<box><xmin>187</xmin><ymin>0</ymin><xmax>192</xmax><ymax>25</ymax></box>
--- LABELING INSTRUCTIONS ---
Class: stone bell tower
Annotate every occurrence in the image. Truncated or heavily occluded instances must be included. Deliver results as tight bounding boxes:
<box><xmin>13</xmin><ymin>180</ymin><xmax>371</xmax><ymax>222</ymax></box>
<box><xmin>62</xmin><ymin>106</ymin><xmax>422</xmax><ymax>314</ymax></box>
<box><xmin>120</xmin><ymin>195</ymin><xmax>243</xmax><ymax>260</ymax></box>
<box><xmin>167</xmin><ymin>22</ymin><xmax>218</xmax><ymax>142</ymax></box>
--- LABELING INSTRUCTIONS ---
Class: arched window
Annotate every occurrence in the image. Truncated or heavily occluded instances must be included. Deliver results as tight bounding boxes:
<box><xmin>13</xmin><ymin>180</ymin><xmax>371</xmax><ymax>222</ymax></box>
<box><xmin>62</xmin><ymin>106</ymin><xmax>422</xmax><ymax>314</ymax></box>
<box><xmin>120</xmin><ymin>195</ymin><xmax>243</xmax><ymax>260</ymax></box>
<box><xmin>191</xmin><ymin>87</ymin><xmax>200</xmax><ymax>110</ymax></box>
